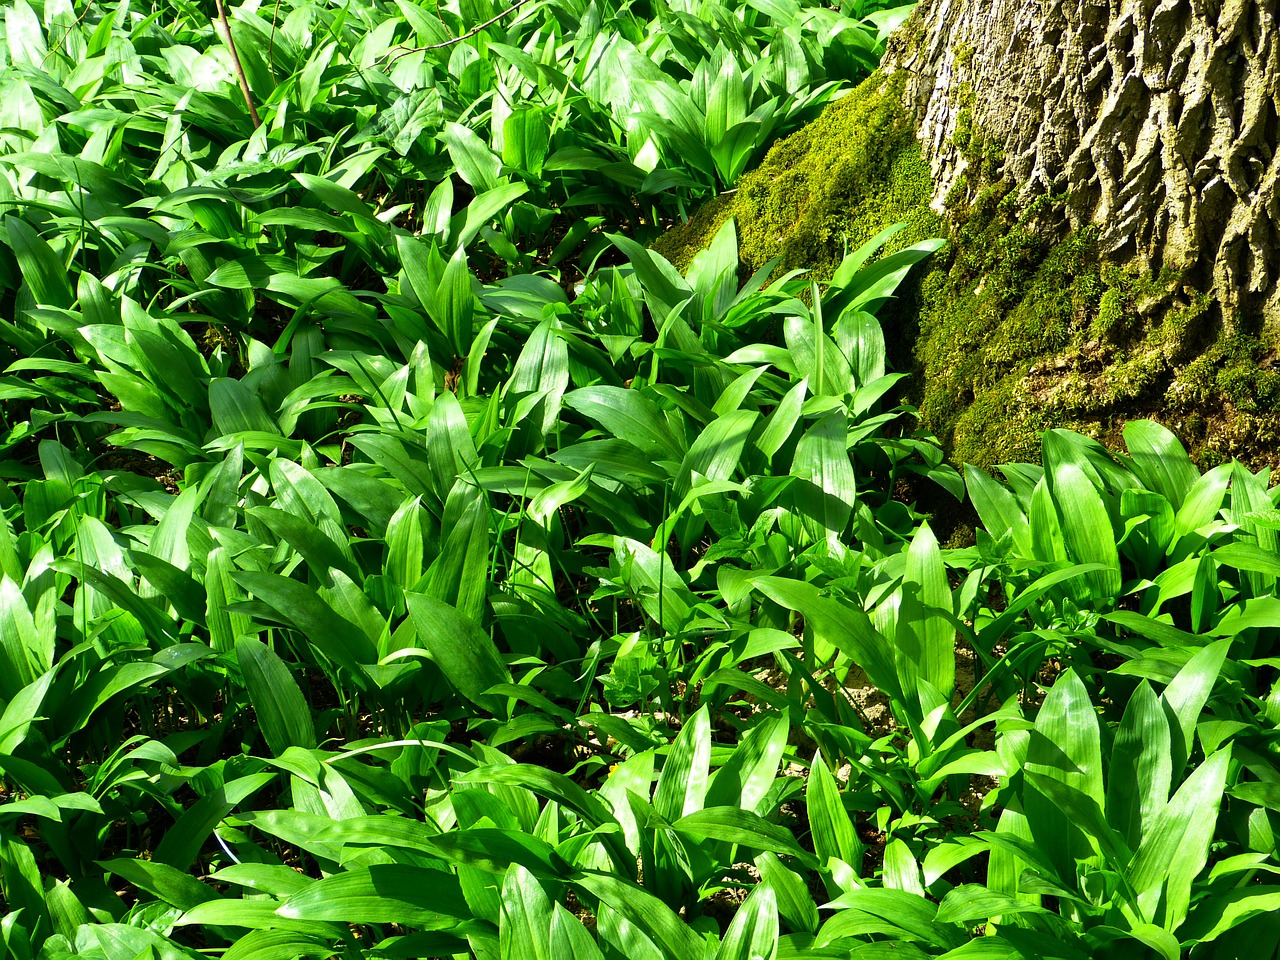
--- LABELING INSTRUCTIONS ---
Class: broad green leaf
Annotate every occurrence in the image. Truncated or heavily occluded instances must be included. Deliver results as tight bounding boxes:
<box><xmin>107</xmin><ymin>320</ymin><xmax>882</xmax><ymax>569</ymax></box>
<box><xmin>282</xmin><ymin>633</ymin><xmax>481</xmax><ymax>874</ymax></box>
<box><xmin>758</xmin><ymin>851</ymin><xmax>818</xmax><ymax>934</ymax></box>
<box><xmin>1023</xmin><ymin>670</ymin><xmax>1103</xmax><ymax>880</ymax></box>
<box><xmin>899</xmin><ymin>522</ymin><xmax>954</xmax><ymax>700</ymax></box>
<box><xmin>1160</xmin><ymin>638</ymin><xmax>1229</xmax><ymax>777</ymax></box>
<box><xmin>563</xmin><ymin>386</ymin><xmax>683</xmax><ymax>460</ymax></box>
<box><xmin>1106</xmin><ymin>681</ymin><xmax>1171</xmax><ymax>849</ymax></box>
<box><xmin>790</xmin><ymin>410</ymin><xmax>857</xmax><ymax>540</ymax></box>
<box><xmin>653</xmin><ymin>705</ymin><xmax>711</xmax><ymax>821</ymax></box>
<box><xmin>1128</xmin><ymin>745</ymin><xmax>1233</xmax><ymax>929</ymax></box>
<box><xmin>154</xmin><ymin>773</ymin><xmax>276</xmax><ymax>871</ymax></box>
<box><xmin>934</xmin><ymin>884</ymin><xmax>1057</xmax><ymax>926</ymax></box>
<box><xmin>674</xmin><ymin>807</ymin><xmax>813</xmax><ymax>864</ymax></box>
<box><xmin>820</xmin><ymin>887</ymin><xmax>963</xmax><ymax>949</ymax></box>
<box><xmin>210</xmin><ymin>378</ymin><xmax>281</xmax><ymax>436</ymax></box>
<box><xmin>756</xmin><ymin>378</ymin><xmax>808</xmax><ymax>463</ymax></box>
<box><xmin>573</xmin><ymin>870</ymin><xmax>703</xmax><ymax>959</ymax></box>
<box><xmin>500</xmin><ymin>865</ymin><xmax>553</xmax><ymax>960</ymax></box>
<box><xmin>806</xmin><ymin>751</ymin><xmax>861</xmax><ymax>870</ymax></box>
<box><xmin>1124</xmin><ymin>420</ymin><xmax>1199</xmax><ymax>510</ymax></box>
<box><xmin>0</xmin><ymin>576</ymin><xmax>43</xmax><ymax>697</ymax></box>
<box><xmin>427</xmin><ymin>391</ymin><xmax>481</xmax><ymax>498</ymax></box>
<box><xmin>278</xmin><ymin>864</ymin><xmax>471</xmax><ymax>928</ymax></box>
<box><xmin>1174</xmin><ymin>463</ymin><xmax>1231</xmax><ymax>539</ymax></box>
<box><xmin>233</xmin><ymin>571</ymin><xmax>378</xmax><ymax>677</ymax></box>
<box><xmin>705</xmin><ymin>711</ymin><xmax>788</xmax><ymax>813</ymax></box>
<box><xmin>715</xmin><ymin>885</ymin><xmax>778</xmax><ymax>960</ymax></box>
<box><xmin>444</xmin><ymin>122</ymin><xmax>503</xmax><ymax>192</ymax></box>
<box><xmin>753</xmin><ymin>576</ymin><xmax>900</xmax><ymax>704</ymax></box>
<box><xmin>425</xmin><ymin>480</ymin><xmax>492</xmax><ymax>624</ymax></box>
<box><xmin>677</xmin><ymin>409</ymin><xmax>759</xmax><ymax>496</ymax></box>
<box><xmin>4</xmin><ymin>216</ymin><xmax>73</xmax><ymax>309</ymax></box>
<box><xmin>406</xmin><ymin>592</ymin><xmax>511</xmax><ymax>714</ymax></box>
<box><xmin>236</xmin><ymin>639</ymin><xmax>316</xmax><ymax>758</ymax></box>
<box><xmin>98</xmin><ymin>858</ymin><xmax>219</xmax><ymax>911</ymax></box>
<box><xmin>1050</xmin><ymin>462</ymin><xmax>1121</xmax><ymax>599</ymax></box>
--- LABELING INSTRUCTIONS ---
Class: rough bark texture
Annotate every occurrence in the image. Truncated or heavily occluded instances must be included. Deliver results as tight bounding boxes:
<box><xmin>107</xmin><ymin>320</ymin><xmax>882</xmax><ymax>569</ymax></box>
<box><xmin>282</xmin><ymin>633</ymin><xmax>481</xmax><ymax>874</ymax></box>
<box><xmin>888</xmin><ymin>0</ymin><xmax>1280</xmax><ymax>329</ymax></box>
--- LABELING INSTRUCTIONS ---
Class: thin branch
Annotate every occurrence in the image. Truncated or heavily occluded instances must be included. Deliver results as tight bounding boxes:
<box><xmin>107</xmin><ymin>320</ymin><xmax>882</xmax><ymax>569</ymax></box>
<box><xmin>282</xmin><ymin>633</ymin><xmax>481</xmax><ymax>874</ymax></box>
<box><xmin>213</xmin><ymin>0</ymin><xmax>262</xmax><ymax>129</ymax></box>
<box><xmin>382</xmin><ymin>0</ymin><xmax>540</xmax><ymax>65</ymax></box>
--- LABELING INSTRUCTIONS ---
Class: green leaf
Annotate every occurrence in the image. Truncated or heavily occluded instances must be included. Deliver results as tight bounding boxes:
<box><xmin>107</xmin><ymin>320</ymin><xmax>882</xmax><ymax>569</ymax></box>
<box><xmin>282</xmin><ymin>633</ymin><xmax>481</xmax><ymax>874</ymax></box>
<box><xmin>444</xmin><ymin>122</ymin><xmax>503</xmax><ymax>192</ymax></box>
<box><xmin>573</xmin><ymin>869</ymin><xmax>704</xmax><ymax>959</ymax></box>
<box><xmin>1050</xmin><ymin>462</ymin><xmax>1121</xmax><ymax>599</ymax></box>
<box><xmin>550</xmin><ymin>902</ymin><xmax>605</xmax><ymax>960</ymax></box>
<box><xmin>233</xmin><ymin>571</ymin><xmax>377</xmax><ymax>678</ymax></box>
<box><xmin>503</xmin><ymin>108</ymin><xmax>549</xmax><ymax>178</ymax></box>
<box><xmin>1022</xmin><ymin>773</ymin><xmax>1132</xmax><ymax>873</ymax></box>
<box><xmin>427</xmin><ymin>391</ymin><xmax>480</xmax><ymax>498</ymax></box>
<box><xmin>500</xmin><ymin>864</ymin><xmax>554</xmax><ymax>960</ymax></box>
<box><xmin>1128</xmin><ymin>745</ymin><xmax>1233</xmax><ymax>928</ymax></box>
<box><xmin>899</xmin><ymin>522</ymin><xmax>955</xmax><ymax>700</ymax></box>
<box><xmin>424</xmin><ymin>479</ymin><xmax>491</xmax><ymax>624</ymax></box>
<box><xmin>790</xmin><ymin>410</ymin><xmax>857</xmax><ymax>540</ymax></box>
<box><xmin>752</xmin><ymin>576</ymin><xmax>900</xmax><ymax>704</ymax></box>
<box><xmin>278</xmin><ymin>864</ymin><xmax>472</xmax><ymax>928</ymax></box>
<box><xmin>673</xmin><ymin>807</ymin><xmax>814</xmax><ymax>865</ymax></box>
<box><xmin>236</xmin><ymin>639</ymin><xmax>316</xmax><ymax>758</ymax></box>
<box><xmin>0</xmin><ymin>670</ymin><xmax>53</xmax><ymax>755</ymax></box>
<box><xmin>758</xmin><ymin>851</ymin><xmax>818</xmax><ymax>935</ymax></box>
<box><xmin>653</xmin><ymin>705</ymin><xmax>711</xmax><ymax>821</ymax></box>
<box><xmin>1123</xmin><ymin>420</ymin><xmax>1200</xmax><ymax>510</ymax></box>
<box><xmin>98</xmin><ymin>859</ymin><xmax>219</xmax><ymax>911</ymax></box>
<box><xmin>441</xmin><ymin>243</ymin><xmax>476</xmax><ymax>358</ymax></box>
<box><xmin>246</xmin><ymin>507</ymin><xmax>356</xmax><ymax>581</ymax></box>
<box><xmin>0</xmin><ymin>575</ymin><xmax>42</xmax><ymax>698</ymax></box>
<box><xmin>1183</xmin><ymin>886</ymin><xmax>1280</xmax><ymax>944</ymax></box>
<box><xmin>1174</xmin><ymin>463</ymin><xmax>1231</xmax><ymax>539</ymax></box>
<box><xmin>455</xmin><ymin>181</ymin><xmax>530</xmax><ymax>249</ymax></box>
<box><xmin>705</xmin><ymin>711</ymin><xmax>788</xmax><ymax>813</ymax></box>
<box><xmin>820</xmin><ymin>888</ymin><xmax>962</xmax><ymax>950</ymax></box>
<box><xmin>934</xmin><ymin>884</ymin><xmax>1056</xmax><ymax>926</ymax></box>
<box><xmin>1160</xmin><ymin>638</ymin><xmax>1229</xmax><ymax>777</ymax></box>
<box><xmin>406</xmin><ymin>592</ymin><xmax>511</xmax><ymax>714</ymax></box>
<box><xmin>715</xmin><ymin>885</ymin><xmax>778</xmax><ymax>960</ymax></box>
<box><xmin>154</xmin><ymin>773</ymin><xmax>276</xmax><ymax>871</ymax></box>
<box><xmin>965</xmin><ymin>465</ymin><xmax>1032</xmax><ymax>557</ymax></box>
<box><xmin>210</xmin><ymin>378</ymin><xmax>281</xmax><ymax>436</ymax></box>
<box><xmin>756</xmin><ymin>378</ymin><xmax>808</xmax><ymax>464</ymax></box>
<box><xmin>1023</xmin><ymin>669</ymin><xmax>1103</xmax><ymax>880</ymax></box>
<box><xmin>1106</xmin><ymin>681</ymin><xmax>1171</xmax><ymax>850</ymax></box>
<box><xmin>806</xmin><ymin>751</ymin><xmax>861</xmax><ymax>869</ymax></box>
<box><xmin>4</xmin><ymin>216</ymin><xmax>74</xmax><ymax>309</ymax></box>
<box><xmin>563</xmin><ymin>387</ymin><xmax>684</xmax><ymax>461</ymax></box>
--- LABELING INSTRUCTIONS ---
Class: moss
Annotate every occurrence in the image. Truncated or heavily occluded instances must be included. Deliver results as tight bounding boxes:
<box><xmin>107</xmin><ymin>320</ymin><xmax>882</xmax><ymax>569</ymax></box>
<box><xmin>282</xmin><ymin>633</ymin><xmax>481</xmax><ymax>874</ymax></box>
<box><xmin>912</xmin><ymin>190</ymin><xmax>1108</xmax><ymax>469</ymax></box>
<box><xmin>652</xmin><ymin>194</ymin><xmax>736</xmax><ymax>276</ymax></box>
<box><xmin>652</xmin><ymin>70</ymin><xmax>943</xmax><ymax>282</ymax></box>
<box><xmin>733</xmin><ymin>70</ymin><xmax>942</xmax><ymax>279</ymax></box>
<box><xmin>653</xmin><ymin>66</ymin><xmax>1280</xmax><ymax>472</ymax></box>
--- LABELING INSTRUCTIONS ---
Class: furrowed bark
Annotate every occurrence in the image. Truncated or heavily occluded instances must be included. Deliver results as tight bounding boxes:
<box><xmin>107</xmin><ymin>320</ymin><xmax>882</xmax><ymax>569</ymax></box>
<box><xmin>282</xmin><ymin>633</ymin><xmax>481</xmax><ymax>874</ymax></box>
<box><xmin>887</xmin><ymin>0</ymin><xmax>1280</xmax><ymax>328</ymax></box>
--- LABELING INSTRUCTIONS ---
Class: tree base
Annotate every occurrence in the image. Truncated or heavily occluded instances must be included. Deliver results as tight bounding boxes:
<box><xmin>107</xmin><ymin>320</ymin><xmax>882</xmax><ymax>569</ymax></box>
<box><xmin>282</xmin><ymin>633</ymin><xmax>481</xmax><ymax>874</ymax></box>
<box><xmin>653</xmin><ymin>72</ymin><xmax>1280</xmax><ymax>472</ymax></box>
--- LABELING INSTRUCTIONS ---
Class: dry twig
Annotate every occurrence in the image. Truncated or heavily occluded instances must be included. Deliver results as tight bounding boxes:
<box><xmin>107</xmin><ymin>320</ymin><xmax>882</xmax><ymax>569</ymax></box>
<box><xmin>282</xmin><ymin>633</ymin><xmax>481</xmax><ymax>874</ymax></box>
<box><xmin>213</xmin><ymin>0</ymin><xmax>262</xmax><ymax>128</ymax></box>
<box><xmin>381</xmin><ymin>0</ymin><xmax>540</xmax><ymax>66</ymax></box>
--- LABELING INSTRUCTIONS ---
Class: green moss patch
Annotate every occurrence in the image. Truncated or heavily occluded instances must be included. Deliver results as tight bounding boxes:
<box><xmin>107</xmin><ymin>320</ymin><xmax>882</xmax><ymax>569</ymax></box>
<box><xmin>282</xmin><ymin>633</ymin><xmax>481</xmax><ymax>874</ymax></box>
<box><xmin>654</xmin><ymin>72</ymin><xmax>1280</xmax><ymax>471</ymax></box>
<box><xmin>653</xmin><ymin>71</ymin><xmax>942</xmax><ymax>280</ymax></box>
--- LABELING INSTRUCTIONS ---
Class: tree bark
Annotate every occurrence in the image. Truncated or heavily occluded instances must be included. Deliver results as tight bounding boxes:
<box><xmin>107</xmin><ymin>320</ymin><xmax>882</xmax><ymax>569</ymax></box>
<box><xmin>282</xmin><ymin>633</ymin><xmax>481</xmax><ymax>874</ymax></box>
<box><xmin>886</xmin><ymin>0</ymin><xmax>1280</xmax><ymax>327</ymax></box>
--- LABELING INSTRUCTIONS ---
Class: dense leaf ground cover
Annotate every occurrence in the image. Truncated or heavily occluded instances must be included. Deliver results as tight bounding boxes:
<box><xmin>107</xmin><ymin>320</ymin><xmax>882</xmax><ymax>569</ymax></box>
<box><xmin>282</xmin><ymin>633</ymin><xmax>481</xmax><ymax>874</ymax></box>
<box><xmin>2</xmin><ymin>0</ymin><xmax>1280</xmax><ymax>958</ymax></box>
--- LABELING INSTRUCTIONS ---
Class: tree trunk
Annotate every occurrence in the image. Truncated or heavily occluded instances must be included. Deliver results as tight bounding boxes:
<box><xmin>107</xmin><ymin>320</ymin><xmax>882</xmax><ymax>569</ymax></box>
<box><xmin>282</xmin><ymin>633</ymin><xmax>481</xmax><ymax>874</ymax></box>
<box><xmin>887</xmin><ymin>0</ymin><xmax>1280</xmax><ymax>327</ymax></box>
